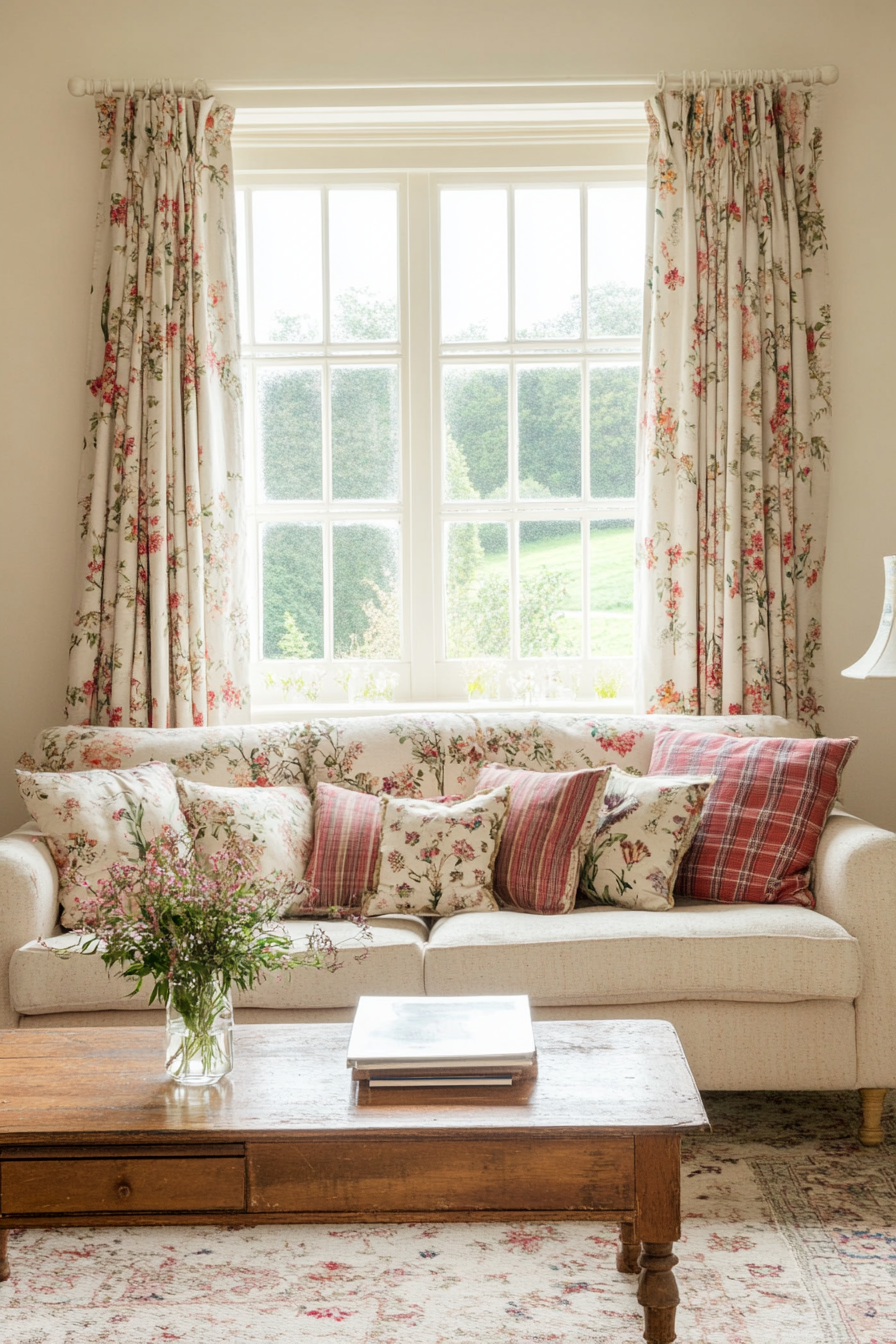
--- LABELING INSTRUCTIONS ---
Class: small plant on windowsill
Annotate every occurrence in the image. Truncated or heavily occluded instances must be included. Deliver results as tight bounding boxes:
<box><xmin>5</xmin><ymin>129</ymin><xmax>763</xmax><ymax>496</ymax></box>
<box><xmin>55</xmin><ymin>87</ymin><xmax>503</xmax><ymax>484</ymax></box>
<box><xmin>56</xmin><ymin>830</ymin><xmax>369</xmax><ymax>1086</ymax></box>
<box><xmin>263</xmin><ymin>670</ymin><xmax>324</xmax><ymax>704</ymax></box>
<box><xmin>593</xmin><ymin>670</ymin><xmax>624</xmax><ymax>700</ymax></box>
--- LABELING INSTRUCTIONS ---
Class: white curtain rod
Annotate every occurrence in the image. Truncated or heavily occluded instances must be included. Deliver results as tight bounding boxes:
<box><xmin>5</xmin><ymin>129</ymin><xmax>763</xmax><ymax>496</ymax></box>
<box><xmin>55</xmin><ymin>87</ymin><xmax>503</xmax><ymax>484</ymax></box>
<box><xmin>67</xmin><ymin>66</ymin><xmax>838</xmax><ymax>99</ymax></box>
<box><xmin>68</xmin><ymin>77</ymin><xmax>210</xmax><ymax>98</ymax></box>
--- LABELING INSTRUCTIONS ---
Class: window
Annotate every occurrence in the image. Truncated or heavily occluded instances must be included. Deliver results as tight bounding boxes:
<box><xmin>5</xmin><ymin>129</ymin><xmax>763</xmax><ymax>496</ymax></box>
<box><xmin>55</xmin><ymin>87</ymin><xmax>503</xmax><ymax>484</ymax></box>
<box><xmin>237</xmin><ymin>164</ymin><xmax>645</xmax><ymax>707</ymax></box>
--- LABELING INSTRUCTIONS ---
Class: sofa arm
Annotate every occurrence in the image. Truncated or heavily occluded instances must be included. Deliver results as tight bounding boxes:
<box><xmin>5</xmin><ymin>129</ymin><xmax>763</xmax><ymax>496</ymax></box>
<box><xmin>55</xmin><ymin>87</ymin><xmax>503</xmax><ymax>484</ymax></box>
<box><xmin>0</xmin><ymin>826</ymin><xmax>60</xmax><ymax>1029</ymax></box>
<box><xmin>813</xmin><ymin>811</ymin><xmax>896</xmax><ymax>1089</ymax></box>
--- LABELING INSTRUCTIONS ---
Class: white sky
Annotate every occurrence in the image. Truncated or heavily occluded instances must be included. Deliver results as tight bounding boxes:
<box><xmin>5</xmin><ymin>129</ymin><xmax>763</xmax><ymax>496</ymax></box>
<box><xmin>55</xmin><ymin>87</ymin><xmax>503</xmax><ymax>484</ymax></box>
<box><xmin>241</xmin><ymin>184</ymin><xmax>646</xmax><ymax>346</ymax></box>
<box><xmin>247</xmin><ymin>189</ymin><xmax>398</xmax><ymax>343</ymax></box>
<box><xmin>441</xmin><ymin>185</ymin><xmax>647</xmax><ymax>343</ymax></box>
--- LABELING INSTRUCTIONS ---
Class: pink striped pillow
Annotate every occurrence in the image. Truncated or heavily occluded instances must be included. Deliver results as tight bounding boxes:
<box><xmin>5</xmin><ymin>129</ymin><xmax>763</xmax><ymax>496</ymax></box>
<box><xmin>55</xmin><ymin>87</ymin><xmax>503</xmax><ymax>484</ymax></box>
<box><xmin>475</xmin><ymin>764</ymin><xmax>611</xmax><ymax>914</ymax></box>
<box><xmin>301</xmin><ymin>783</ymin><xmax>463</xmax><ymax>911</ymax></box>
<box><xmin>648</xmin><ymin>728</ymin><xmax>857</xmax><ymax>906</ymax></box>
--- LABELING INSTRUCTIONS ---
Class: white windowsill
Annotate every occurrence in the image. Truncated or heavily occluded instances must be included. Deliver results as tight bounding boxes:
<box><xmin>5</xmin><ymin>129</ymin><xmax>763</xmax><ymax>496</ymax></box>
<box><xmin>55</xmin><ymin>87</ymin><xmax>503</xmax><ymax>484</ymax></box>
<box><xmin>251</xmin><ymin>698</ymin><xmax>635</xmax><ymax>723</ymax></box>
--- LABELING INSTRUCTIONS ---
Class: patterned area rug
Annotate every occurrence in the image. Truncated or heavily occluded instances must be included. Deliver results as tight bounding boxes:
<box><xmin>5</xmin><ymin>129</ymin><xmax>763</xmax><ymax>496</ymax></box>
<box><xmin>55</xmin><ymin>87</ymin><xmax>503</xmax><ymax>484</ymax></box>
<box><xmin>2</xmin><ymin>1091</ymin><xmax>894</xmax><ymax>1343</ymax></box>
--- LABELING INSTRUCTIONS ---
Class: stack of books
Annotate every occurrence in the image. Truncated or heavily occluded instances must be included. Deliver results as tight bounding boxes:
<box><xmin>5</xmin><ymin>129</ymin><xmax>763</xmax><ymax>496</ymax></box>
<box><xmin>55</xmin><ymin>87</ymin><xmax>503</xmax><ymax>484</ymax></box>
<box><xmin>347</xmin><ymin>995</ymin><xmax>537</xmax><ymax>1088</ymax></box>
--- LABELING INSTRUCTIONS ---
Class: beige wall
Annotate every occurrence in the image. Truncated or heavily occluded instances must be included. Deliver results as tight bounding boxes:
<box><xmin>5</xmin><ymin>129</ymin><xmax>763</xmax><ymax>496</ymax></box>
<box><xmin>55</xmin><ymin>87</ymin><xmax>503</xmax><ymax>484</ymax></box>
<box><xmin>1</xmin><ymin>0</ymin><xmax>894</xmax><ymax>834</ymax></box>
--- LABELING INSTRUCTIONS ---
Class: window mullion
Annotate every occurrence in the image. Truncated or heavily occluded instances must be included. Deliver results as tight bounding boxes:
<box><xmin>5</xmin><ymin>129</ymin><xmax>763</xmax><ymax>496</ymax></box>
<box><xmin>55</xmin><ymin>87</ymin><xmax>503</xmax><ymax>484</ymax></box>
<box><xmin>408</xmin><ymin>170</ymin><xmax>436</xmax><ymax>698</ymax></box>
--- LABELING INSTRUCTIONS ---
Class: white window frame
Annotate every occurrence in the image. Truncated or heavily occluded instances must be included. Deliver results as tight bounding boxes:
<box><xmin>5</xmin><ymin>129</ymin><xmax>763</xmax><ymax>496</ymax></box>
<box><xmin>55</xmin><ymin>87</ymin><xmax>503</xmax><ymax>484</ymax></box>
<box><xmin>234</xmin><ymin>111</ymin><xmax>647</xmax><ymax>714</ymax></box>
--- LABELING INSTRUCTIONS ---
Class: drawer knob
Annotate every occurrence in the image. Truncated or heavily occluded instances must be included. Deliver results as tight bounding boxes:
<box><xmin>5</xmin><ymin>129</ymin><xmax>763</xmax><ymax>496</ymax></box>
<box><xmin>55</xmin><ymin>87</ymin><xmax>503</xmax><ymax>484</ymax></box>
<box><xmin>117</xmin><ymin>1182</ymin><xmax>132</xmax><ymax>1200</ymax></box>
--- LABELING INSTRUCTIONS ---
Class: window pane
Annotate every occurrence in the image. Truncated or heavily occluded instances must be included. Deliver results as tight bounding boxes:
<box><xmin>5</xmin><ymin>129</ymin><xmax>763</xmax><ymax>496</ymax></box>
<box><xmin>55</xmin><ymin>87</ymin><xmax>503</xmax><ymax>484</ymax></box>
<box><xmin>519</xmin><ymin>520</ymin><xmax>582</xmax><ymax>657</ymax></box>
<box><xmin>258</xmin><ymin>368</ymin><xmax>322</xmax><ymax>501</ymax></box>
<box><xmin>331</xmin><ymin>366</ymin><xmax>399</xmax><ymax>501</ymax></box>
<box><xmin>440</xmin><ymin>190</ymin><xmax>508</xmax><ymax>342</ymax></box>
<box><xmin>252</xmin><ymin>191</ymin><xmax>322</xmax><ymax>343</ymax></box>
<box><xmin>515</xmin><ymin>188</ymin><xmax>580</xmax><ymax>339</ymax></box>
<box><xmin>444</xmin><ymin>366</ymin><xmax>508</xmax><ymax>502</ymax></box>
<box><xmin>518</xmin><ymin>365</ymin><xmax>581</xmax><ymax>499</ymax></box>
<box><xmin>590</xmin><ymin>363</ymin><xmax>638</xmax><ymax>498</ymax></box>
<box><xmin>329</xmin><ymin>189</ymin><xmax>398</xmax><ymax>342</ymax></box>
<box><xmin>590</xmin><ymin>520</ymin><xmax>634</xmax><ymax>656</ymax></box>
<box><xmin>333</xmin><ymin>522</ymin><xmax>401</xmax><ymax>659</ymax></box>
<box><xmin>262</xmin><ymin>523</ymin><xmax>323</xmax><ymax>659</ymax></box>
<box><xmin>446</xmin><ymin>522</ymin><xmax>509</xmax><ymax>658</ymax></box>
<box><xmin>587</xmin><ymin>186</ymin><xmax>646</xmax><ymax>337</ymax></box>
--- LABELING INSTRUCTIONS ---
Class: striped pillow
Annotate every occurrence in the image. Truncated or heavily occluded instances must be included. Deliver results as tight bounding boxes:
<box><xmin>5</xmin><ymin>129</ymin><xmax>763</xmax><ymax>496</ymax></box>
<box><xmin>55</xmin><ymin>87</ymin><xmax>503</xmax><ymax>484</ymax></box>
<box><xmin>301</xmin><ymin>783</ymin><xmax>463</xmax><ymax>911</ymax></box>
<box><xmin>648</xmin><ymin>728</ymin><xmax>857</xmax><ymax>907</ymax></box>
<box><xmin>475</xmin><ymin>763</ymin><xmax>611</xmax><ymax>914</ymax></box>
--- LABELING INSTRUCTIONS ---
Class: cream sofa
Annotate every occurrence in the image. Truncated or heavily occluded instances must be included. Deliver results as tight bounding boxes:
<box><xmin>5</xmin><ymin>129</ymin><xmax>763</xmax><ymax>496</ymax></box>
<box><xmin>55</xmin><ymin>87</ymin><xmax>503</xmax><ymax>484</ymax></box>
<box><xmin>2</xmin><ymin>713</ymin><xmax>894</xmax><ymax>1141</ymax></box>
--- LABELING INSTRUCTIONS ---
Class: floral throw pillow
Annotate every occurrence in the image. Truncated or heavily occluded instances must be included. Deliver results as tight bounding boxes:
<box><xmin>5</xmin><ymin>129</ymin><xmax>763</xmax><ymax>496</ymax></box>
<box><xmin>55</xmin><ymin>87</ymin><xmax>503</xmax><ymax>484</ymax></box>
<box><xmin>363</xmin><ymin>788</ymin><xmax>510</xmax><ymax>918</ymax></box>
<box><xmin>176</xmin><ymin>780</ymin><xmax>314</xmax><ymax>916</ymax></box>
<box><xmin>16</xmin><ymin>761</ymin><xmax>191</xmax><ymax>930</ymax></box>
<box><xmin>578</xmin><ymin>767</ymin><xmax>715</xmax><ymax>912</ymax></box>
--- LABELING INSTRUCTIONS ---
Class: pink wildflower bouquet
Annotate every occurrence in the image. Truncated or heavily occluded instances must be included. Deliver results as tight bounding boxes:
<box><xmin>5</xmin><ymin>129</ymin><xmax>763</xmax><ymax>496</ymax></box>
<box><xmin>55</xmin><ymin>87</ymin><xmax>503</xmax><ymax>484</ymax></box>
<box><xmin>68</xmin><ymin>826</ymin><xmax>368</xmax><ymax>1078</ymax></box>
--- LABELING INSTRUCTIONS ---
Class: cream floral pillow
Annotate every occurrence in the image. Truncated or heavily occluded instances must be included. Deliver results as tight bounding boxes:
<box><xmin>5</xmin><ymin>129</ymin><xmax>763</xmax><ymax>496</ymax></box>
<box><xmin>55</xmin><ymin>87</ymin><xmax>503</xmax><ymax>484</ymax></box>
<box><xmin>16</xmin><ymin>761</ymin><xmax>191</xmax><ymax>929</ymax></box>
<box><xmin>363</xmin><ymin>788</ymin><xmax>510</xmax><ymax>918</ymax></box>
<box><xmin>176</xmin><ymin>780</ymin><xmax>314</xmax><ymax>916</ymax></box>
<box><xmin>578</xmin><ymin>767</ymin><xmax>714</xmax><ymax>912</ymax></box>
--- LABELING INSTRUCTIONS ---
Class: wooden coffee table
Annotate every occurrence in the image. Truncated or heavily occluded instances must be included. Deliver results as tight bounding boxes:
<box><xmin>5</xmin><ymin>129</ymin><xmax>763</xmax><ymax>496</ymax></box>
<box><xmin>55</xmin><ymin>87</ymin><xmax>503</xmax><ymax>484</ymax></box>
<box><xmin>0</xmin><ymin>1019</ymin><xmax>707</xmax><ymax>1343</ymax></box>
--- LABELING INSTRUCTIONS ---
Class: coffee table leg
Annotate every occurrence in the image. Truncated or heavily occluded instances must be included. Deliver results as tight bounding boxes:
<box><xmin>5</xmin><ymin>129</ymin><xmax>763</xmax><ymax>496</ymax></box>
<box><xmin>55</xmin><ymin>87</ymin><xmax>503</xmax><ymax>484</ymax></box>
<box><xmin>634</xmin><ymin>1134</ymin><xmax>681</xmax><ymax>1344</ymax></box>
<box><xmin>0</xmin><ymin>1228</ymin><xmax>10</xmax><ymax>1283</ymax></box>
<box><xmin>616</xmin><ymin>1220</ymin><xmax>640</xmax><ymax>1273</ymax></box>
<box><xmin>637</xmin><ymin>1242</ymin><xmax>679</xmax><ymax>1343</ymax></box>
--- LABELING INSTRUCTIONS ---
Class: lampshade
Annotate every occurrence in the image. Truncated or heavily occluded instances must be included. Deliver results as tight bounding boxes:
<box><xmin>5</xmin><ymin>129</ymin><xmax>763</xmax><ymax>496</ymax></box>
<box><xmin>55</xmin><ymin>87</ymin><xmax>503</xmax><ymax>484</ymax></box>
<box><xmin>842</xmin><ymin>556</ymin><xmax>896</xmax><ymax>679</ymax></box>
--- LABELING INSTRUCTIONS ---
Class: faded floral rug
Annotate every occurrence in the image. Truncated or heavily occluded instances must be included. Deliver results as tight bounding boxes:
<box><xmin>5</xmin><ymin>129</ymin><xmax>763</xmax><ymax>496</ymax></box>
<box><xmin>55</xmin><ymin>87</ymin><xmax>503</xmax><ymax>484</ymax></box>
<box><xmin>2</xmin><ymin>1091</ymin><xmax>894</xmax><ymax>1343</ymax></box>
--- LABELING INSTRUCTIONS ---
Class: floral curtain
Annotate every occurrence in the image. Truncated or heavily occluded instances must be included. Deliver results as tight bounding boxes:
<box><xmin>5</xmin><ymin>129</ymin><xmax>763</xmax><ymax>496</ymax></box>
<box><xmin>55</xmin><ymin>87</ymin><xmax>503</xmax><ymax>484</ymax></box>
<box><xmin>635</xmin><ymin>84</ymin><xmax>830</xmax><ymax>727</ymax></box>
<box><xmin>66</xmin><ymin>93</ymin><xmax>249</xmax><ymax>728</ymax></box>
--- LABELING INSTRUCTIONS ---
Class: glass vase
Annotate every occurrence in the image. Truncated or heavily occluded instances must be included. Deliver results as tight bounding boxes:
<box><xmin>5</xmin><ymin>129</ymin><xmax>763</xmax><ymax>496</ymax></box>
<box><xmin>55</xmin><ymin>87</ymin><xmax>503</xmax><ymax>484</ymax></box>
<box><xmin>165</xmin><ymin>978</ymin><xmax>234</xmax><ymax>1086</ymax></box>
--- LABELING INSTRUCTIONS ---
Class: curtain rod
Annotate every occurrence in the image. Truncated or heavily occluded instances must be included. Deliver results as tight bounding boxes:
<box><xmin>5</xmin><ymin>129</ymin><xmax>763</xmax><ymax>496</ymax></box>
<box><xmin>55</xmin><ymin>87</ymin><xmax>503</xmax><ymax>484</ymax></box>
<box><xmin>67</xmin><ymin>66</ymin><xmax>838</xmax><ymax>99</ymax></box>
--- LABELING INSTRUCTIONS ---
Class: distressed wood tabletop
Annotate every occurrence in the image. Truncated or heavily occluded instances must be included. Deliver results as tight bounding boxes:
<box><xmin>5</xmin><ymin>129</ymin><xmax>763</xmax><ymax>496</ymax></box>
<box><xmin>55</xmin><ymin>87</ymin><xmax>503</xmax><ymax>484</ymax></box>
<box><xmin>0</xmin><ymin>1020</ymin><xmax>709</xmax><ymax>1143</ymax></box>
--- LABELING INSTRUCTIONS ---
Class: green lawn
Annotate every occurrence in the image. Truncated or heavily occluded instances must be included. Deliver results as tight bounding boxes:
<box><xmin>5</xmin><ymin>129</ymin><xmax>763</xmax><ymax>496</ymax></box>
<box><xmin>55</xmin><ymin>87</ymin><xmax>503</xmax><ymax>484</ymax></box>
<box><xmin>477</xmin><ymin>524</ymin><xmax>634</xmax><ymax>656</ymax></box>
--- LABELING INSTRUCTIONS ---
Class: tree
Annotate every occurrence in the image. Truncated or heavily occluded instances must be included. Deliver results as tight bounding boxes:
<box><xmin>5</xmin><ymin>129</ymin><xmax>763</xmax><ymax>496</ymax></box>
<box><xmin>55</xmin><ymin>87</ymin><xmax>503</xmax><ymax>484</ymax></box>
<box><xmin>590</xmin><ymin>364</ymin><xmax>639</xmax><ymax>497</ymax></box>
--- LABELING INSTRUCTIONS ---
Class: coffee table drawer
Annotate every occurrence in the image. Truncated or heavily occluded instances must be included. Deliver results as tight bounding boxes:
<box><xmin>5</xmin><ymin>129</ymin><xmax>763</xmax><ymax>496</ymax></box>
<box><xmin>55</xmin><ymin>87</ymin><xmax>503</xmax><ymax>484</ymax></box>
<box><xmin>250</xmin><ymin>1136</ymin><xmax>634</xmax><ymax>1214</ymax></box>
<box><xmin>1</xmin><ymin>1158</ymin><xmax>246</xmax><ymax>1216</ymax></box>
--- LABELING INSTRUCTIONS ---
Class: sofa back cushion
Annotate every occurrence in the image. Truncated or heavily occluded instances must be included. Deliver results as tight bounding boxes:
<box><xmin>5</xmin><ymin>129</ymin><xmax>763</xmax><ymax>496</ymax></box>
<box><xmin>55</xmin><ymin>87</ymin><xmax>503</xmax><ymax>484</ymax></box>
<box><xmin>24</xmin><ymin>713</ymin><xmax>814</xmax><ymax>799</ymax></box>
<box><xmin>649</xmin><ymin>728</ymin><xmax>857</xmax><ymax>907</ymax></box>
<box><xmin>16</xmin><ymin>761</ymin><xmax>192</xmax><ymax>929</ymax></box>
<box><xmin>21</xmin><ymin>725</ymin><xmax>308</xmax><ymax>788</ymax></box>
<box><xmin>176</xmin><ymin>779</ymin><xmax>314</xmax><ymax>916</ymax></box>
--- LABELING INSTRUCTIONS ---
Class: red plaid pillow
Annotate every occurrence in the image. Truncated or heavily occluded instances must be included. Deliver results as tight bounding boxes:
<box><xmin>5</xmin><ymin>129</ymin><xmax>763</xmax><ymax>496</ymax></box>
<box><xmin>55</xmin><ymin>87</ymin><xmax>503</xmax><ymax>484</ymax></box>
<box><xmin>648</xmin><ymin>728</ymin><xmax>857</xmax><ymax>907</ymax></box>
<box><xmin>301</xmin><ymin>783</ymin><xmax>463</xmax><ymax>911</ymax></box>
<box><xmin>475</xmin><ymin>763</ymin><xmax>610</xmax><ymax>914</ymax></box>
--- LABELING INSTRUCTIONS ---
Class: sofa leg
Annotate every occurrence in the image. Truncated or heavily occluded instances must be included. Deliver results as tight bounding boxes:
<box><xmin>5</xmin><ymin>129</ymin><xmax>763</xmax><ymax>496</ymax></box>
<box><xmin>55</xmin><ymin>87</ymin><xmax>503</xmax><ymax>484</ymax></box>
<box><xmin>859</xmin><ymin>1088</ymin><xmax>888</xmax><ymax>1146</ymax></box>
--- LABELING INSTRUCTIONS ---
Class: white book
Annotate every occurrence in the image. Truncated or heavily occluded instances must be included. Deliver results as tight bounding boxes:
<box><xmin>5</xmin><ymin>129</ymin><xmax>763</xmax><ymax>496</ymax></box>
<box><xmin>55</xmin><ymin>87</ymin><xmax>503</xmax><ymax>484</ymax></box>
<box><xmin>347</xmin><ymin>995</ymin><xmax>535</xmax><ymax>1070</ymax></box>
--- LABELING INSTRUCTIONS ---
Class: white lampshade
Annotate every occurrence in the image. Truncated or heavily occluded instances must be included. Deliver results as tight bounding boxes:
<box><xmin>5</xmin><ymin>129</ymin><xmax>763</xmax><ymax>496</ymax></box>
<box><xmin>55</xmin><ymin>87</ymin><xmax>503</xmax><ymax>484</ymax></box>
<box><xmin>842</xmin><ymin>556</ymin><xmax>896</xmax><ymax>679</ymax></box>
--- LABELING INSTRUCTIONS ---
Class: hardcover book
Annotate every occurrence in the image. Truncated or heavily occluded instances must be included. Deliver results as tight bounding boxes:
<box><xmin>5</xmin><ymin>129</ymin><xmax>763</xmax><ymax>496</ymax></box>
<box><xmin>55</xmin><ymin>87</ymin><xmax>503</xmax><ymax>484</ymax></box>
<box><xmin>347</xmin><ymin>995</ymin><xmax>537</xmax><ymax>1082</ymax></box>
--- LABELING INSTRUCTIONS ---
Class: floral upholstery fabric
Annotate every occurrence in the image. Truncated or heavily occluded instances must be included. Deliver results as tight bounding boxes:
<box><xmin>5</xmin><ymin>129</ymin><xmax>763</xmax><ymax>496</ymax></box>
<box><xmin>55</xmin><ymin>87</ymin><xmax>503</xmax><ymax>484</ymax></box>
<box><xmin>578</xmin><ymin>767</ymin><xmax>715</xmax><ymax>912</ymax></box>
<box><xmin>16</xmin><ymin>762</ymin><xmax>191</xmax><ymax>930</ymax></box>
<box><xmin>176</xmin><ymin>780</ymin><xmax>313</xmax><ymax>916</ymax></box>
<box><xmin>364</xmin><ymin>789</ymin><xmax>510</xmax><ymax>918</ymax></box>
<box><xmin>21</xmin><ymin>725</ymin><xmax>307</xmax><ymax>788</ymax></box>
<box><xmin>22</xmin><ymin>714</ymin><xmax>813</xmax><ymax>797</ymax></box>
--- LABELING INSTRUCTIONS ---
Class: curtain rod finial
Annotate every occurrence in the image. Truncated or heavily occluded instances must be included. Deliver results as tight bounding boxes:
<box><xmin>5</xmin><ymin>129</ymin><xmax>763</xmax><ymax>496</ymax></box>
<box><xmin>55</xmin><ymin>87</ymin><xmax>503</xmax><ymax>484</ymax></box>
<box><xmin>820</xmin><ymin>64</ymin><xmax>839</xmax><ymax>84</ymax></box>
<box><xmin>68</xmin><ymin>76</ymin><xmax>87</xmax><ymax>97</ymax></box>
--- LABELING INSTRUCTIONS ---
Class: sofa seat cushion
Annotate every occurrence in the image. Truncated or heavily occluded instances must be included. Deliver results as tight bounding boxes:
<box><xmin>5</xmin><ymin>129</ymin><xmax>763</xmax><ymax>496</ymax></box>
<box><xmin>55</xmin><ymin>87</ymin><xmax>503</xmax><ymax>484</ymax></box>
<box><xmin>10</xmin><ymin>917</ymin><xmax>428</xmax><ymax>1015</ymax></box>
<box><xmin>423</xmin><ymin>901</ymin><xmax>861</xmax><ymax>1005</ymax></box>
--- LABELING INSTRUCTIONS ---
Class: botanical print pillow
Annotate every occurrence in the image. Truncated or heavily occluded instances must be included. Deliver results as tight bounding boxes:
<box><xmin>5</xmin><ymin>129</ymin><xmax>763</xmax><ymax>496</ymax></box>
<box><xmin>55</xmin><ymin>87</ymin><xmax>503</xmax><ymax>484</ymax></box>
<box><xmin>16</xmin><ymin>761</ymin><xmax>191</xmax><ymax>930</ymax></box>
<box><xmin>363</xmin><ymin>788</ymin><xmax>510</xmax><ymax>918</ymax></box>
<box><xmin>176</xmin><ymin>780</ymin><xmax>314</xmax><ymax>916</ymax></box>
<box><xmin>578</xmin><ymin>767</ymin><xmax>715</xmax><ymax>912</ymax></box>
